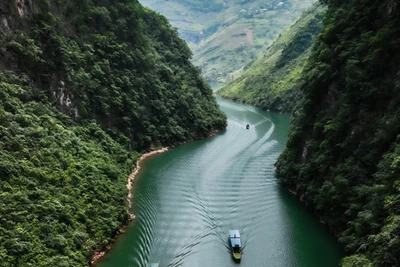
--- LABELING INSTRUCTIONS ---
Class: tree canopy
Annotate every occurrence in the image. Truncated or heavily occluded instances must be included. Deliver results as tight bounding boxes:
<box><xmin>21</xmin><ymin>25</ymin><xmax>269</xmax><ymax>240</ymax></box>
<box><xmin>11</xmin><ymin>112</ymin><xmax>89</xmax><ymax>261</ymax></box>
<box><xmin>0</xmin><ymin>0</ymin><xmax>226</xmax><ymax>266</ymax></box>
<box><xmin>276</xmin><ymin>0</ymin><xmax>400</xmax><ymax>266</ymax></box>
<box><xmin>216</xmin><ymin>4</ymin><xmax>325</xmax><ymax>113</ymax></box>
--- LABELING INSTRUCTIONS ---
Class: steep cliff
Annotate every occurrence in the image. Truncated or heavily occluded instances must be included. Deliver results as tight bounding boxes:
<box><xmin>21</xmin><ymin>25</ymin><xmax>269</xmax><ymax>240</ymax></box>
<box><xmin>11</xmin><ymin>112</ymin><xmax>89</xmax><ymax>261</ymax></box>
<box><xmin>1</xmin><ymin>0</ymin><xmax>226</xmax><ymax>150</ymax></box>
<box><xmin>276</xmin><ymin>0</ymin><xmax>400</xmax><ymax>266</ymax></box>
<box><xmin>216</xmin><ymin>4</ymin><xmax>325</xmax><ymax>113</ymax></box>
<box><xmin>0</xmin><ymin>0</ymin><xmax>226</xmax><ymax>266</ymax></box>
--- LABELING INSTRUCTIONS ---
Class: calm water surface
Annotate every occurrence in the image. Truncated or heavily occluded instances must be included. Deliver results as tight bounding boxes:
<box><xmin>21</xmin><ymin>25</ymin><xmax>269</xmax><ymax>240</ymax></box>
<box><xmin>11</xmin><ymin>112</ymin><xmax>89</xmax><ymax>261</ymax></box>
<box><xmin>98</xmin><ymin>97</ymin><xmax>343</xmax><ymax>267</ymax></box>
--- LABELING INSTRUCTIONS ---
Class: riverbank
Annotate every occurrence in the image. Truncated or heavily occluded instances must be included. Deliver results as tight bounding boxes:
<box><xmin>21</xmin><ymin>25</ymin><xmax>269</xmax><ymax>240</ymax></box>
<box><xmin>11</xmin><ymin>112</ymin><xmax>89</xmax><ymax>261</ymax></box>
<box><xmin>94</xmin><ymin>98</ymin><xmax>343</xmax><ymax>267</ymax></box>
<box><xmin>90</xmin><ymin>147</ymin><xmax>169</xmax><ymax>266</ymax></box>
<box><xmin>283</xmin><ymin>185</ymin><xmax>344</xmax><ymax>239</ymax></box>
<box><xmin>89</xmin><ymin>129</ymin><xmax>225</xmax><ymax>265</ymax></box>
<box><xmin>126</xmin><ymin>147</ymin><xmax>169</xmax><ymax>211</ymax></box>
<box><xmin>284</xmin><ymin>186</ymin><xmax>326</xmax><ymax>224</ymax></box>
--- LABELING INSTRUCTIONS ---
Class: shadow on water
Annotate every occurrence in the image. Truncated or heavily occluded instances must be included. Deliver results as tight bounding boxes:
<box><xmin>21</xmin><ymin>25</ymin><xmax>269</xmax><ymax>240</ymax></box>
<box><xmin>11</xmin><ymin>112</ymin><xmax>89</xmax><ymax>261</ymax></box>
<box><xmin>97</xmin><ymin>97</ymin><xmax>343</xmax><ymax>267</ymax></box>
<box><xmin>275</xmin><ymin>186</ymin><xmax>345</xmax><ymax>267</ymax></box>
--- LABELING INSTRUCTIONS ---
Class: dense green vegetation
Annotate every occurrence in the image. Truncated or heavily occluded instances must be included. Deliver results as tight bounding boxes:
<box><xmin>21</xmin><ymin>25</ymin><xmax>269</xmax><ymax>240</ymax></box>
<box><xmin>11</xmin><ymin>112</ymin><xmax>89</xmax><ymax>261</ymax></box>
<box><xmin>140</xmin><ymin>0</ymin><xmax>315</xmax><ymax>83</ymax></box>
<box><xmin>216</xmin><ymin>4</ymin><xmax>325</xmax><ymax>113</ymax></box>
<box><xmin>0</xmin><ymin>0</ymin><xmax>226</xmax><ymax>266</ymax></box>
<box><xmin>3</xmin><ymin>0</ymin><xmax>226</xmax><ymax>151</ymax></box>
<box><xmin>0</xmin><ymin>71</ymin><xmax>136</xmax><ymax>266</ymax></box>
<box><xmin>275</xmin><ymin>0</ymin><xmax>400</xmax><ymax>266</ymax></box>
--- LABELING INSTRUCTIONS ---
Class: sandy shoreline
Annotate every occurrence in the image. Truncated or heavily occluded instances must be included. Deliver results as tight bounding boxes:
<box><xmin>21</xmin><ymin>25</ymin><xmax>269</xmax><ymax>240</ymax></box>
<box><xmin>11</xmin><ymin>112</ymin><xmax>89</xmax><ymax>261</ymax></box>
<box><xmin>89</xmin><ymin>127</ymin><xmax>225</xmax><ymax>265</ymax></box>
<box><xmin>126</xmin><ymin>147</ymin><xmax>169</xmax><ymax>210</ymax></box>
<box><xmin>90</xmin><ymin>147</ymin><xmax>169</xmax><ymax>266</ymax></box>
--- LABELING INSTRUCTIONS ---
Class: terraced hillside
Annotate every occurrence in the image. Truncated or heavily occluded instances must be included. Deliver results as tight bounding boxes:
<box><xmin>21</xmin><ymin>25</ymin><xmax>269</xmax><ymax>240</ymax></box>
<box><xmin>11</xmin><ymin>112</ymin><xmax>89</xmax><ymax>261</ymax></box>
<box><xmin>216</xmin><ymin>4</ymin><xmax>325</xmax><ymax>112</ymax></box>
<box><xmin>140</xmin><ymin>0</ymin><xmax>315</xmax><ymax>83</ymax></box>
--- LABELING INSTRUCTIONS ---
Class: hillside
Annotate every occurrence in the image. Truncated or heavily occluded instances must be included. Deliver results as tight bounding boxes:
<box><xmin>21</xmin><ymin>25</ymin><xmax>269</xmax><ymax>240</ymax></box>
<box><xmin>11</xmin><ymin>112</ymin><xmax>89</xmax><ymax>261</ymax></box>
<box><xmin>216</xmin><ymin>4</ymin><xmax>325</xmax><ymax>113</ymax></box>
<box><xmin>275</xmin><ymin>0</ymin><xmax>400</xmax><ymax>266</ymax></box>
<box><xmin>0</xmin><ymin>0</ymin><xmax>226</xmax><ymax>266</ymax></box>
<box><xmin>139</xmin><ymin>0</ymin><xmax>315</xmax><ymax>83</ymax></box>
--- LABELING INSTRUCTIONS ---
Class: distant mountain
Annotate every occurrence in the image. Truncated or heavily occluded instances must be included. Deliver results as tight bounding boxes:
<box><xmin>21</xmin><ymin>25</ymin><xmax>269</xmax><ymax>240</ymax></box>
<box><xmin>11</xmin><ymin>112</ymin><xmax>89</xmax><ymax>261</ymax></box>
<box><xmin>216</xmin><ymin>4</ymin><xmax>325</xmax><ymax>113</ymax></box>
<box><xmin>139</xmin><ymin>0</ymin><xmax>315</xmax><ymax>83</ymax></box>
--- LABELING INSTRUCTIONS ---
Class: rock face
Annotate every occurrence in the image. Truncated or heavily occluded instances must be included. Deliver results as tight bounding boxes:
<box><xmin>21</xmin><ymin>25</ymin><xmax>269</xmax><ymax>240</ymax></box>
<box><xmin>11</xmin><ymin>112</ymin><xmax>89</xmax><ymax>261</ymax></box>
<box><xmin>0</xmin><ymin>0</ymin><xmax>37</xmax><ymax>27</ymax></box>
<box><xmin>0</xmin><ymin>2</ymin><xmax>15</xmax><ymax>35</ymax></box>
<box><xmin>1</xmin><ymin>0</ymin><xmax>78</xmax><ymax>116</ymax></box>
<box><xmin>387</xmin><ymin>0</ymin><xmax>398</xmax><ymax>14</ymax></box>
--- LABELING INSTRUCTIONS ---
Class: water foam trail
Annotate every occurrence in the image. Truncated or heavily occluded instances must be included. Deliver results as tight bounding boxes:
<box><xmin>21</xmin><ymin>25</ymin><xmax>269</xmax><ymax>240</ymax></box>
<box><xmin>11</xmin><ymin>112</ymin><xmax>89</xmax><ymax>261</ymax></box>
<box><xmin>252</xmin><ymin>118</ymin><xmax>270</xmax><ymax>127</ymax></box>
<box><xmin>98</xmin><ymin>99</ymin><xmax>343</xmax><ymax>267</ymax></box>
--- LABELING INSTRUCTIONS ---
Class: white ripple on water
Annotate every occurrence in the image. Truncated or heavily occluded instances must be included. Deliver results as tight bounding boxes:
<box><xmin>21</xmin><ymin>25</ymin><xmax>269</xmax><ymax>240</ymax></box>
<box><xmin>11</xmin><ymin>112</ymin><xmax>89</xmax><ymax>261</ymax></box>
<box><xmin>97</xmin><ymin>99</ymin><xmax>343</xmax><ymax>267</ymax></box>
<box><xmin>198</xmin><ymin>122</ymin><xmax>272</xmax><ymax>186</ymax></box>
<box><xmin>197</xmin><ymin>121</ymin><xmax>281</xmax><ymax>251</ymax></box>
<box><xmin>252</xmin><ymin>118</ymin><xmax>270</xmax><ymax>127</ymax></box>
<box><xmin>140</xmin><ymin>102</ymin><xmax>279</xmax><ymax>266</ymax></box>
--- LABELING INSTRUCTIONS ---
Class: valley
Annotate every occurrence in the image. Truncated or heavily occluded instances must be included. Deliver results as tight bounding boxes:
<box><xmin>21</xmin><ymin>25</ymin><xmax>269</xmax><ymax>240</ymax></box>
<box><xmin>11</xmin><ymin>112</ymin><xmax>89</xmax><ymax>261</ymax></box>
<box><xmin>139</xmin><ymin>0</ymin><xmax>315</xmax><ymax>83</ymax></box>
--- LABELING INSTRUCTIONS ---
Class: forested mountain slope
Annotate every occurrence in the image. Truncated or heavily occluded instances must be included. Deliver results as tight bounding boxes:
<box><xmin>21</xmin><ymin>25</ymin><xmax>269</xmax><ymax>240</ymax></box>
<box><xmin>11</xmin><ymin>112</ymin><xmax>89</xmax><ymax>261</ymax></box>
<box><xmin>140</xmin><ymin>0</ymin><xmax>314</xmax><ymax>83</ymax></box>
<box><xmin>275</xmin><ymin>0</ymin><xmax>400</xmax><ymax>266</ymax></box>
<box><xmin>216</xmin><ymin>4</ymin><xmax>325</xmax><ymax>113</ymax></box>
<box><xmin>0</xmin><ymin>0</ymin><xmax>226</xmax><ymax>266</ymax></box>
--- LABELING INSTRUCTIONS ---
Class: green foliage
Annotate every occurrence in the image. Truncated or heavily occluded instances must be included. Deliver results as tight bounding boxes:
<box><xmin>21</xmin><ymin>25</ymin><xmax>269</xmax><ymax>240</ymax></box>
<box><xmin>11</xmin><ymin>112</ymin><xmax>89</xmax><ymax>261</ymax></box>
<box><xmin>276</xmin><ymin>0</ymin><xmax>400</xmax><ymax>265</ymax></box>
<box><xmin>0</xmin><ymin>72</ymin><xmax>137</xmax><ymax>266</ymax></box>
<box><xmin>141</xmin><ymin>0</ymin><xmax>315</xmax><ymax>83</ymax></box>
<box><xmin>0</xmin><ymin>0</ymin><xmax>226</xmax><ymax>266</ymax></box>
<box><xmin>4</xmin><ymin>0</ymin><xmax>226</xmax><ymax>152</ymax></box>
<box><xmin>341</xmin><ymin>255</ymin><xmax>373</xmax><ymax>267</ymax></box>
<box><xmin>216</xmin><ymin>4</ymin><xmax>325</xmax><ymax>113</ymax></box>
<box><xmin>7</xmin><ymin>33</ymin><xmax>44</xmax><ymax>67</ymax></box>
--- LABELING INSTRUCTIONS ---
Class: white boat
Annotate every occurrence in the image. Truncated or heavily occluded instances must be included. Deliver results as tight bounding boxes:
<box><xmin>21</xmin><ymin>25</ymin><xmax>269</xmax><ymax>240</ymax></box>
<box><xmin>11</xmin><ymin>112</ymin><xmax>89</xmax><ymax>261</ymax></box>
<box><xmin>228</xmin><ymin>230</ymin><xmax>242</xmax><ymax>260</ymax></box>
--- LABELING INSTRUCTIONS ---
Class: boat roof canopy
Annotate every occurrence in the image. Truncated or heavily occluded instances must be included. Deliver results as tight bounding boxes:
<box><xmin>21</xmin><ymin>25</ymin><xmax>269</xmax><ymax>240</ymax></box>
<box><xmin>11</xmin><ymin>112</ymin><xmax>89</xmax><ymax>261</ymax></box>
<box><xmin>229</xmin><ymin>230</ymin><xmax>240</xmax><ymax>238</ymax></box>
<box><xmin>230</xmin><ymin>238</ymin><xmax>241</xmax><ymax>248</ymax></box>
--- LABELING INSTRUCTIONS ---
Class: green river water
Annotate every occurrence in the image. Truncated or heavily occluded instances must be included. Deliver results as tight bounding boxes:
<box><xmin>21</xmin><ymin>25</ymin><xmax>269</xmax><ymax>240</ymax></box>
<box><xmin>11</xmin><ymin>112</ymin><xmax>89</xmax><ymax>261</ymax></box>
<box><xmin>97</xmin><ymin>97</ymin><xmax>344</xmax><ymax>267</ymax></box>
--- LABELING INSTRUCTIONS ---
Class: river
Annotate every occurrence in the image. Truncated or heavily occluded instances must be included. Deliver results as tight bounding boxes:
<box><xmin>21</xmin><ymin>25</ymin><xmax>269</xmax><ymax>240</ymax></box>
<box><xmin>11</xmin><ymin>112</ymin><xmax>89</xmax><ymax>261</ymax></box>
<box><xmin>97</xmin><ymin>97</ymin><xmax>343</xmax><ymax>267</ymax></box>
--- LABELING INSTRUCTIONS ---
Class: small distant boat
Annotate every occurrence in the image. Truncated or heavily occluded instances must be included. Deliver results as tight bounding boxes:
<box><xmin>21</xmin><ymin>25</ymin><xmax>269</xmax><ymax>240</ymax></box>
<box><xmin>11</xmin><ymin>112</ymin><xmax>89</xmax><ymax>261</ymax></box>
<box><xmin>246</xmin><ymin>124</ymin><xmax>250</xmax><ymax>129</ymax></box>
<box><xmin>147</xmin><ymin>264</ymin><xmax>159</xmax><ymax>267</ymax></box>
<box><xmin>228</xmin><ymin>230</ymin><xmax>242</xmax><ymax>260</ymax></box>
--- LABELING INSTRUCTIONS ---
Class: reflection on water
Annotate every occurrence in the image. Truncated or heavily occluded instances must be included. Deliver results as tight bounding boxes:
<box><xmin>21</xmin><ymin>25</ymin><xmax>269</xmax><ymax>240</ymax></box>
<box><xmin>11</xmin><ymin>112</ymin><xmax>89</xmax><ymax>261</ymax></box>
<box><xmin>98</xmin><ymin>98</ymin><xmax>343</xmax><ymax>267</ymax></box>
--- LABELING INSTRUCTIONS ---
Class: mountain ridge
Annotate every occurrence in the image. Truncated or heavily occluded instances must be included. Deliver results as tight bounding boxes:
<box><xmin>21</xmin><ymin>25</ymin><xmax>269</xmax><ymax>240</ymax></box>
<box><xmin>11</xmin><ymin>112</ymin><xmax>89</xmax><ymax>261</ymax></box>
<box><xmin>0</xmin><ymin>0</ymin><xmax>226</xmax><ymax>266</ymax></box>
<box><xmin>139</xmin><ymin>0</ymin><xmax>315</xmax><ymax>83</ymax></box>
<box><xmin>216</xmin><ymin>3</ymin><xmax>325</xmax><ymax>113</ymax></box>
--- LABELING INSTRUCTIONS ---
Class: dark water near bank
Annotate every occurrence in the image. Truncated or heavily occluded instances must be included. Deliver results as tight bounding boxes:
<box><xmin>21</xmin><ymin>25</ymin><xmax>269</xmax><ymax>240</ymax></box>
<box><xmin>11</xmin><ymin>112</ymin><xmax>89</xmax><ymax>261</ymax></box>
<box><xmin>98</xmin><ymin>97</ymin><xmax>343</xmax><ymax>267</ymax></box>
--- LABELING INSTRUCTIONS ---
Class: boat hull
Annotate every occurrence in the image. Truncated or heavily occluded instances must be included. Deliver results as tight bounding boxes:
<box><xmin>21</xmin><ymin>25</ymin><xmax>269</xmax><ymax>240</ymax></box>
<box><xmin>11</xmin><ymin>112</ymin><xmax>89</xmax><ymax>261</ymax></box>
<box><xmin>232</xmin><ymin>251</ymin><xmax>241</xmax><ymax>260</ymax></box>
